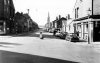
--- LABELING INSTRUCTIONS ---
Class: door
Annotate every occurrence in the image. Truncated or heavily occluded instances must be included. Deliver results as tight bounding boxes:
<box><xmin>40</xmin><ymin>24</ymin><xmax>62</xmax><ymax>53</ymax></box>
<box><xmin>93</xmin><ymin>21</ymin><xmax>100</xmax><ymax>42</ymax></box>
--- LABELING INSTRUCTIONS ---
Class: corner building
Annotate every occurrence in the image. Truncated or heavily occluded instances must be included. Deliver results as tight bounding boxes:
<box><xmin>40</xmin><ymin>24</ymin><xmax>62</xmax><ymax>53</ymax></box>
<box><xmin>73</xmin><ymin>0</ymin><xmax>100</xmax><ymax>42</ymax></box>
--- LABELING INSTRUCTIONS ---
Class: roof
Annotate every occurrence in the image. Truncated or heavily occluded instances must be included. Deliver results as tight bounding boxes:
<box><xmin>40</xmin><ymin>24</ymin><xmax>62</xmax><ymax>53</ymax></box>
<box><xmin>60</xmin><ymin>17</ymin><xmax>67</xmax><ymax>20</ymax></box>
<box><xmin>23</xmin><ymin>14</ymin><xmax>30</xmax><ymax>19</ymax></box>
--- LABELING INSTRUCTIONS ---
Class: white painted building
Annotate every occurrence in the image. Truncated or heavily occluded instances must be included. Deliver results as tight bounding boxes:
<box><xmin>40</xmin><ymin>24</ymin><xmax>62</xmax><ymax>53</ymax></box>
<box><xmin>66</xmin><ymin>19</ymin><xmax>74</xmax><ymax>34</ymax></box>
<box><xmin>62</xmin><ymin>19</ymin><xmax>67</xmax><ymax>32</ymax></box>
<box><xmin>73</xmin><ymin>0</ymin><xmax>100</xmax><ymax>42</ymax></box>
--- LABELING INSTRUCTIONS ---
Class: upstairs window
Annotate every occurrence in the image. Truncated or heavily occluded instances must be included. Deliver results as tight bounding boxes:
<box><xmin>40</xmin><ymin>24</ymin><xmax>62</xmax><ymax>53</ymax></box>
<box><xmin>75</xmin><ymin>9</ymin><xmax>77</xmax><ymax>19</ymax></box>
<box><xmin>75</xmin><ymin>7</ymin><xmax>79</xmax><ymax>19</ymax></box>
<box><xmin>8</xmin><ymin>0</ymin><xmax>10</xmax><ymax>4</ymax></box>
<box><xmin>76</xmin><ymin>7</ymin><xmax>79</xmax><ymax>18</ymax></box>
<box><xmin>4</xmin><ymin>0</ymin><xmax>7</xmax><ymax>5</ymax></box>
<box><xmin>80</xmin><ymin>0</ymin><xmax>83</xmax><ymax>2</ymax></box>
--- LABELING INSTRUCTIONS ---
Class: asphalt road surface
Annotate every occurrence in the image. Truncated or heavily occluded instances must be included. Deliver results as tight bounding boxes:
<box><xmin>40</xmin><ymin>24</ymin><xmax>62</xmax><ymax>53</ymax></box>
<box><xmin>0</xmin><ymin>28</ymin><xmax>100</xmax><ymax>63</ymax></box>
<box><xmin>0</xmin><ymin>50</ymin><xmax>79</xmax><ymax>63</ymax></box>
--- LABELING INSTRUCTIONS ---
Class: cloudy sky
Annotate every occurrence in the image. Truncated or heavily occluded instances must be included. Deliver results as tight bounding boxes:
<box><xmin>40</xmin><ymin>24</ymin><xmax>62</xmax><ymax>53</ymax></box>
<box><xmin>13</xmin><ymin>0</ymin><xmax>76</xmax><ymax>26</ymax></box>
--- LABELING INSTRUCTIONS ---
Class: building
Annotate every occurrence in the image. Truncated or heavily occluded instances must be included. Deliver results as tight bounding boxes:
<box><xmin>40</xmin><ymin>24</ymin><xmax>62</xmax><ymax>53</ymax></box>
<box><xmin>62</xmin><ymin>14</ymin><xmax>72</xmax><ymax>32</ymax></box>
<box><xmin>0</xmin><ymin>0</ymin><xmax>15</xmax><ymax>34</ymax></box>
<box><xmin>66</xmin><ymin>19</ymin><xmax>74</xmax><ymax>34</ymax></box>
<box><xmin>61</xmin><ymin>17</ymin><xmax>67</xmax><ymax>32</ymax></box>
<box><xmin>73</xmin><ymin>0</ymin><xmax>100</xmax><ymax>42</ymax></box>
<box><xmin>52</xmin><ymin>20</ymin><xmax>57</xmax><ymax>29</ymax></box>
<box><xmin>14</xmin><ymin>12</ymin><xmax>38</xmax><ymax>33</ymax></box>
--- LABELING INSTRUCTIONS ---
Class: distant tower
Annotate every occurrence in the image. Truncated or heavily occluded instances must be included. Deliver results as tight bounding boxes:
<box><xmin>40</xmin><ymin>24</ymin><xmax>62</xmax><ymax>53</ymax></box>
<box><xmin>47</xmin><ymin>12</ymin><xmax>50</xmax><ymax>29</ymax></box>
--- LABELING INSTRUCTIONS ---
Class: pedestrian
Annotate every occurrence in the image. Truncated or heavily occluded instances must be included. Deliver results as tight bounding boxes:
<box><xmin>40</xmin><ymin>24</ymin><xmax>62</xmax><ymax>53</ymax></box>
<box><xmin>53</xmin><ymin>29</ymin><xmax>57</xmax><ymax>36</ymax></box>
<box><xmin>76</xmin><ymin>31</ymin><xmax>79</xmax><ymax>37</ymax></box>
<box><xmin>40</xmin><ymin>32</ymin><xmax>44</xmax><ymax>39</ymax></box>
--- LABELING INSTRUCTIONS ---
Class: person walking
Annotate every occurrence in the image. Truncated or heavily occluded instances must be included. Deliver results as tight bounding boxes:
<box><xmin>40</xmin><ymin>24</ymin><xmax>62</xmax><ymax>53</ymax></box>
<box><xmin>40</xmin><ymin>32</ymin><xmax>44</xmax><ymax>39</ymax></box>
<box><xmin>53</xmin><ymin>29</ymin><xmax>57</xmax><ymax>36</ymax></box>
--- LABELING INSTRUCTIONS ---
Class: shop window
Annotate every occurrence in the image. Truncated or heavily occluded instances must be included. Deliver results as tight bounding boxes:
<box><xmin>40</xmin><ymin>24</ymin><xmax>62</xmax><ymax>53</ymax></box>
<box><xmin>86</xmin><ymin>24</ymin><xmax>88</xmax><ymax>28</ymax></box>
<box><xmin>84</xmin><ymin>23</ymin><xmax>88</xmax><ymax>33</ymax></box>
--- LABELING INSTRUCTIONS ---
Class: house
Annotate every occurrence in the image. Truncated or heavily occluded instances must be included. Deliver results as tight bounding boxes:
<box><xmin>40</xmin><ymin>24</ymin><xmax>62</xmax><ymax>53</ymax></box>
<box><xmin>73</xmin><ymin>0</ymin><xmax>100</xmax><ymax>42</ymax></box>
<box><xmin>61</xmin><ymin>17</ymin><xmax>67</xmax><ymax>32</ymax></box>
<box><xmin>14</xmin><ymin>12</ymin><xmax>38</xmax><ymax>33</ymax></box>
<box><xmin>66</xmin><ymin>19</ymin><xmax>74</xmax><ymax>34</ymax></box>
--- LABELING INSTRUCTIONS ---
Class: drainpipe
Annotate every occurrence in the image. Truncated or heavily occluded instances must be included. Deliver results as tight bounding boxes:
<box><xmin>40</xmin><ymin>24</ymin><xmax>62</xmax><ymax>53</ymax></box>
<box><xmin>92</xmin><ymin>0</ymin><xmax>93</xmax><ymax>16</ymax></box>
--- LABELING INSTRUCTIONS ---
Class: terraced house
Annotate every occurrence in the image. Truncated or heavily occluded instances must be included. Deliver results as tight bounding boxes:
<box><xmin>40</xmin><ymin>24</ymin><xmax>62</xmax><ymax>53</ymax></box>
<box><xmin>73</xmin><ymin>0</ymin><xmax>100</xmax><ymax>42</ymax></box>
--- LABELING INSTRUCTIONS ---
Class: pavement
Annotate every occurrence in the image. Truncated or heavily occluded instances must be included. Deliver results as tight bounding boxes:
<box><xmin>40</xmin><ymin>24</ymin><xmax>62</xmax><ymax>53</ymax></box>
<box><xmin>0</xmin><ymin>29</ymin><xmax>100</xmax><ymax>63</ymax></box>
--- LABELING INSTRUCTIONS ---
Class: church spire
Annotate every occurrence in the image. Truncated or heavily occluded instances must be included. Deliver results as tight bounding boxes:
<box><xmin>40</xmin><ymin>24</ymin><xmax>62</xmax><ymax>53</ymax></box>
<box><xmin>47</xmin><ymin>12</ymin><xmax>50</xmax><ymax>28</ymax></box>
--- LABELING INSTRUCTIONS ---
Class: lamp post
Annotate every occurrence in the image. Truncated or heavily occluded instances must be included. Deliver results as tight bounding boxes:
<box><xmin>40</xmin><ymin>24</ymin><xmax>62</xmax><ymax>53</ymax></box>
<box><xmin>87</xmin><ymin>8</ymin><xmax>91</xmax><ymax>44</ymax></box>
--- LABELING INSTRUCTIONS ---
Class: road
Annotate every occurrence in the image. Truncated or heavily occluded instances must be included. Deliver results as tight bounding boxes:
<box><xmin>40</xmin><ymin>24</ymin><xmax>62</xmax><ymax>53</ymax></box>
<box><xmin>0</xmin><ymin>29</ymin><xmax>100</xmax><ymax>63</ymax></box>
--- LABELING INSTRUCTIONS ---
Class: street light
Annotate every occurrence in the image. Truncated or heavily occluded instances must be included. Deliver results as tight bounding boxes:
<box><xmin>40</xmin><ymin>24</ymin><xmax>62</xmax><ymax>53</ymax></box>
<box><xmin>87</xmin><ymin>8</ymin><xmax>91</xmax><ymax>17</ymax></box>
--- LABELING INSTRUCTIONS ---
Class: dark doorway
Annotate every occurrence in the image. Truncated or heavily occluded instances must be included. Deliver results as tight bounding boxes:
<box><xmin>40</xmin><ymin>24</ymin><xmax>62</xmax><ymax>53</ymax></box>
<box><xmin>93</xmin><ymin>21</ymin><xmax>100</xmax><ymax>42</ymax></box>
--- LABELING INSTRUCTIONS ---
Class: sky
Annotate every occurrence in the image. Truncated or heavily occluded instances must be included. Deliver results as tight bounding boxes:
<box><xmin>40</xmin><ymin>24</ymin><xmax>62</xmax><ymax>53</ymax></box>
<box><xmin>13</xmin><ymin>0</ymin><xmax>76</xmax><ymax>26</ymax></box>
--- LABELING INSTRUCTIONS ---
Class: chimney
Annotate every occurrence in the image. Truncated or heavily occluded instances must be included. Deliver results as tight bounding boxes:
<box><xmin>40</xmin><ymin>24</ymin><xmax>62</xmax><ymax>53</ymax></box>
<box><xmin>68</xmin><ymin>14</ymin><xmax>70</xmax><ymax>19</ymax></box>
<box><xmin>59</xmin><ymin>15</ymin><xmax>61</xmax><ymax>19</ymax></box>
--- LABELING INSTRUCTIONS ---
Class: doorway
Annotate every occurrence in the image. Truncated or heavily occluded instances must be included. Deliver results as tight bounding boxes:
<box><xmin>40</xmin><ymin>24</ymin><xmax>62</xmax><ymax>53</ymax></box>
<box><xmin>93</xmin><ymin>21</ymin><xmax>100</xmax><ymax>42</ymax></box>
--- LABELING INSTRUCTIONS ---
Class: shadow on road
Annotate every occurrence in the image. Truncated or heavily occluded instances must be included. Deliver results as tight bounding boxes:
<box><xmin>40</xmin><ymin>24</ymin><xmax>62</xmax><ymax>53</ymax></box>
<box><xmin>0</xmin><ymin>42</ymin><xmax>21</xmax><ymax>45</ymax></box>
<box><xmin>0</xmin><ymin>42</ymin><xmax>22</xmax><ymax>48</ymax></box>
<box><xmin>11</xmin><ymin>32</ymin><xmax>60</xmax><ymax>39</ymax></box>
<box><xmin>0</xmin><ymin>50</ymin><xmax>79</xmax><ymax>63</ymax></box>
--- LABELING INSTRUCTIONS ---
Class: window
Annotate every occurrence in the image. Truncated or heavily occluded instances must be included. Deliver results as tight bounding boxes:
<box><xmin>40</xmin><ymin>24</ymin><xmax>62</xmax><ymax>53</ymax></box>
<box><xmin>75</xmin><ymin>7</ymin><xmax>79</xmax><ymax>19</ymax></box>
<box><xmin>75</xmin><ymin>9</ymin><xmax>77</xmax><ymax>19</ymax></box>
<box><xmin>4</xmin><ymin>0</ymin><xmax>7</xmax><ymax>5</ymax></box>
<box><xmin>69</xmin><ymin>25</ymin><xmax>70</xmax><ymax>31</ymax></box>
<box><xmin>77</xmin><ymin>7</ymin><xmax>79</xmax><ymax>18</ymax></box>
<box><xmin>8</xmin><ymin>0</ymin><xmax>10</xmax><ymax>4</ymax></box>
<box><xmin>80</xmin><ymin>0</ymin><xmax>83</xmax><ymax>2</ymax></box>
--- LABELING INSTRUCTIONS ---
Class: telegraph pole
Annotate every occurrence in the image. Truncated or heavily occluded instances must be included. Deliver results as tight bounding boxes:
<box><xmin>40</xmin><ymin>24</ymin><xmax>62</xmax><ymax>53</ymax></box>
<box><xmin>27</xmin><ymin>9</ymin><xmax>30</xmax><ymax>32</ymax></box>
<box><xmin>87</xmin><ymin>8</ymin><xmax>92</xmax><ymax>44</ymax></box>
<box><xmin>27</xmin><ymin>9</ymin><xmax>29</xmax><ymax>15</ymax></box>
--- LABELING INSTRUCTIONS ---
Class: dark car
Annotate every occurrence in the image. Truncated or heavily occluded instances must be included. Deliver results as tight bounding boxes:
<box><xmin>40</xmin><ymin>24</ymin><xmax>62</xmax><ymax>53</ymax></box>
<box><xmin>65</xmin><ymin>33</ymin><xmax>80</xmax><ymax>42</ymax></box>
<box><xmin>70</xmin><ymin>34</ymin><xmax>79</xmax><ymax>42</ymax></box>
<box><xmin>58</xmin><ymin>32</ymin><xmax>69</xmax><ymax>39</ymax></box>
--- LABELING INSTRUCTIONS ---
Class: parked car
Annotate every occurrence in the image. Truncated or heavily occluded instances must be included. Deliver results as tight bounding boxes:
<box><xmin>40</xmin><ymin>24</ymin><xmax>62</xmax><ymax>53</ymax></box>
<box><xmin>70</xmin><ymin>34</ymin><xmax>79</xmax><ymax>42</ymax></box>
<box><xmin>49</xmin><ymin>28</ymin><xmax>55</xmax><ymax>33</ymax></box>
<box><xmin>58</xmin><ymin>32</ymin><xmax>69</xmax><ymax>39</ymax></box>
<box><xmin>65</xmin><ymin>33</ymin><xmax>80</xmax><ymax>42</ymax></box>
<box><xmin>65</xmin><ymin>33</ymin><xmax>71</xmax><ymax>41</ymax></box>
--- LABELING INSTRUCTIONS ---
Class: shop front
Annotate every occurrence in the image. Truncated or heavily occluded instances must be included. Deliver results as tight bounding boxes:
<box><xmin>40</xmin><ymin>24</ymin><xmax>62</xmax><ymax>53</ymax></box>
<box><xmin>74</xmin><ymin>19</ymin><xmax>94</xmax><ymax>42</ymax></box>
